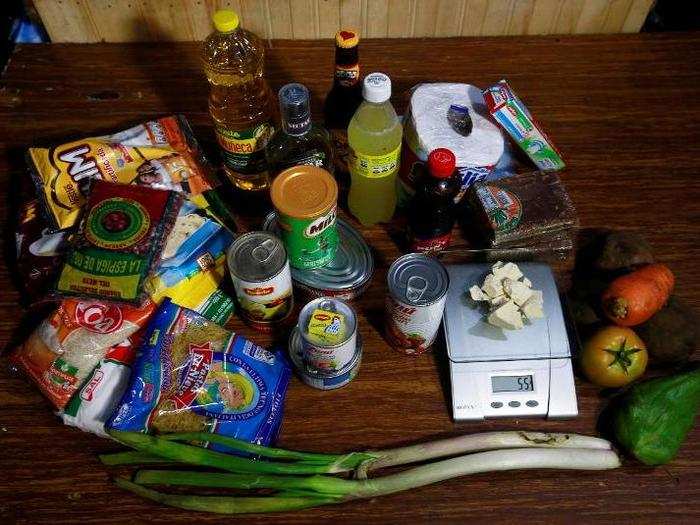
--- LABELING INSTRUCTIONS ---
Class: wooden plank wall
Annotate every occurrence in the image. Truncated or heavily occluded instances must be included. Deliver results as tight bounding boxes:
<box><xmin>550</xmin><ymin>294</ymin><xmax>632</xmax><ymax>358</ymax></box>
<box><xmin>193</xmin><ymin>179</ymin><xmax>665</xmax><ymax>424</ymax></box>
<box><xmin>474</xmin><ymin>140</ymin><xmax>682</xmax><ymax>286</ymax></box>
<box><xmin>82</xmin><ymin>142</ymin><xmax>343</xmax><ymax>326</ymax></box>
<box><xmin>34</xmin><ymin>0</ymin><xmax>655</xmax><ymax>43</ymax></box>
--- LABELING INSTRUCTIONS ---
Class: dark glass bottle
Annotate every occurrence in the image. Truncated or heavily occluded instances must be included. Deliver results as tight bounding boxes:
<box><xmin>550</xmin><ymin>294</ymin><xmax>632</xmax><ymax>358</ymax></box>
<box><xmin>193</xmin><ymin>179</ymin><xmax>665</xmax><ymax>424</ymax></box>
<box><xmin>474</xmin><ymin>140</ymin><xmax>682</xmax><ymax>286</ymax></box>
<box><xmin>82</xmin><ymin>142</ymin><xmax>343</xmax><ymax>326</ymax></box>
<box><xmin>408</xmin><ymin>148</ymin><xmax>460</xmax><ymax>253</ymax></box>
<box><xmin>323</xmin><ymin>29</ymin><xmax>362</xmax><ymax>178</ymax></box>
<box><xmin>265</xmin><ymin>83</ymin><xmax>334</xmax><ymax>181</ymax></box>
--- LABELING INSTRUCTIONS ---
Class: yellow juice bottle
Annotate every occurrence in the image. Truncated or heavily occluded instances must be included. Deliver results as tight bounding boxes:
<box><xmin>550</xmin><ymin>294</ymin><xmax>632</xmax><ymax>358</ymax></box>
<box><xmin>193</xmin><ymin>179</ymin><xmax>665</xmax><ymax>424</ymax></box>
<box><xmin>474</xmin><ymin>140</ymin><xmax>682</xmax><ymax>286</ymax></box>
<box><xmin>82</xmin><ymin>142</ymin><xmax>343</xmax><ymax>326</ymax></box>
<box><xmin>202</xmin><ymin>9</ymin><xmax>275</xmax><ymax>192</ymax></box>
<box><xmin>347</xmin><ymin>73</ymin><xmax>403</xmax><ymax>226</ymax></box>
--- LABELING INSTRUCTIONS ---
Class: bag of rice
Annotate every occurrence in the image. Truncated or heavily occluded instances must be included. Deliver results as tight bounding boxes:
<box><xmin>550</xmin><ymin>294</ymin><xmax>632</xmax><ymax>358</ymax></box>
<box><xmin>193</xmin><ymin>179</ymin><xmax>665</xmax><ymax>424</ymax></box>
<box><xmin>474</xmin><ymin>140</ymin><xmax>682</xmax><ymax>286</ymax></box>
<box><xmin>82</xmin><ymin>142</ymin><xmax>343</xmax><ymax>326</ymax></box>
<box><xmin>10</xmin><ymin>298</ymin><xmax>156</xmax><ymax>409</ymax></box>
<box><xmin>108</xmin><ymin>299</ymin><xmax>291</xmax><ymax>446</ymax></box>
<box><xmin>60</xmin><ymin>333</ymin><xmax>141</xmax><ymax>437</ymax></box>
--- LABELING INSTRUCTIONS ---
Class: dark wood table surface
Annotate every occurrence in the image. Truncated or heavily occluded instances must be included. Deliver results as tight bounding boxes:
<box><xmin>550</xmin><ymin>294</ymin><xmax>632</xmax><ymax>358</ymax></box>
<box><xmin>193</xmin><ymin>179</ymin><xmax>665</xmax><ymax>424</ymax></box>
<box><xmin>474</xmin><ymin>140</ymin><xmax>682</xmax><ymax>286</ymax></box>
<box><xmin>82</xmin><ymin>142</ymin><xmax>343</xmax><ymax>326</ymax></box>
<box><xmin>0</xmin><ymin>33</ymin><xmax>699</xmax><ymax>524</ymax></box>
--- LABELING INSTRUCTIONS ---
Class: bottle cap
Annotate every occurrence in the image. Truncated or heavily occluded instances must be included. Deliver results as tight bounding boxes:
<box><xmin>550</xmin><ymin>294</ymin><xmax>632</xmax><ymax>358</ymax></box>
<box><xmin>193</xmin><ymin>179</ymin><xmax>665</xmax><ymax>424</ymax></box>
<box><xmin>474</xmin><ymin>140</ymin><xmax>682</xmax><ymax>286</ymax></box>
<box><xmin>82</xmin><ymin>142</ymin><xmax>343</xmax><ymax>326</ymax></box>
<box><xmin>362</xmin><ymin>73</ymin><xmax>391</xmax><ymax>103</ymax></box>
<box><xmin>279</xmin><ymin>83</ymin><xmax>311</xmax><ymax>135</ymax></box>
<box><xmin>213</xmin><ymin>10</ymin><xmax>240</xmax><ymax>32</ymax></box>
<box><xmin>428</xmin><ymin>148</ymin><xmax>456</xmax><ymax>179</ymax></box>
<box><xmin>335</xmin><ymin>29</ymin><xmax>359</xmax><ymax>48</ymax></box>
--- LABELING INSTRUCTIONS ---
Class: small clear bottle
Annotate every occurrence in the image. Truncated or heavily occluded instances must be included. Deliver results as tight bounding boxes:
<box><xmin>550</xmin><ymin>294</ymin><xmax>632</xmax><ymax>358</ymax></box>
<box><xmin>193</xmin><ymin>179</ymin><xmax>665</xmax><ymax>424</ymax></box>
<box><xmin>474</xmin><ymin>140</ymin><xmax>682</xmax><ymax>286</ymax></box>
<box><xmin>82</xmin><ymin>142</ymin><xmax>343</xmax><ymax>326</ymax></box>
<box><xmin>265</xmin><ymin>83</ymin><xmax>334</xmax><ymax>181</ymax></box>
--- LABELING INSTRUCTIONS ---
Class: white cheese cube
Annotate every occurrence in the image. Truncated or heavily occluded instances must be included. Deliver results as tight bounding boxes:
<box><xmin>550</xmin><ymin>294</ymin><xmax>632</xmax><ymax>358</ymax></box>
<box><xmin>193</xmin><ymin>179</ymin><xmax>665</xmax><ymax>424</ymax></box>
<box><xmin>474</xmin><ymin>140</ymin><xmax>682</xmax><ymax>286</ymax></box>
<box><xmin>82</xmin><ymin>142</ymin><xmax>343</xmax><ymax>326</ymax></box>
<box><xmin>521</xmin><ymin>298</ymin><xmax>544</xmax><ymax>320</ymax></box>
<box><xmin>522</xmin><ymin>277</ymin><xmax>532</xmax><ymax>288</ymax></box>
<box><xmin>487</xmin><ymin>301</ymin><xmax>524</xmax><ymax>330</ymax></box>
<box><xmin>482</xmin><ymin>274</ymin><xmax>504</xmax><ymax>298</ymax></box>
<box><xmin>493</xmin><ymin>262</ymin><xmax>523</xmax><ymax>282</ymax></box>
<box><xmin>529</xmin><ymin>289</ymin><xmax>544</xmax><ymax>306</ymax></box>
<box><xmin>469</xmin><ymin>285</ymin><xmax>486</xmax><ymax>302</ymax></box>
<box><xmin>489</xmin><ymin>294</ymin><xmax>509</xmax><ymax>307</ymax></box>
<box><xmin>491</xmin><ymin>261</ymin><xmax>505</xmax><ymax>272</ymax></box>
<box><xmin>503</xmin><ymin>279</ymin><xmax>533</xmax><ymax>306</ymax></box>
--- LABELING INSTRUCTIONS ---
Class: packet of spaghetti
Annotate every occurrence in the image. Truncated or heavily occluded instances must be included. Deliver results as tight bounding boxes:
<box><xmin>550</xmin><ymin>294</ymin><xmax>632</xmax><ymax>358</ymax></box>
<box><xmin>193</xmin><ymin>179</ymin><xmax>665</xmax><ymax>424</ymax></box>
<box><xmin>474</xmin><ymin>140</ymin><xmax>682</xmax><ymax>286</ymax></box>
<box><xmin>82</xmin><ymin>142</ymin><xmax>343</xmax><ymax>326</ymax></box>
<box><xmin>109</xmin><ymin>299</ymin><xmax>291</xmax><ymax>447</ymax></box>
<box><xmin>55</xmin><ymin>181</ymin><xmax>182</xmax><ymax>303</ymax></box>
<box><xmin>28</xmin><ymin>115</ymin><xmax>216</xmax><ymax>230</ymax></box>
<box><xmin>9</xmin><ymin>298</ymin><xmax>155</xmax><ymax>409</ymax></box>
<box><xmin>146</xmin><ymin>201</ymin><xmax>235</xmax><ymax>324</ymax></box>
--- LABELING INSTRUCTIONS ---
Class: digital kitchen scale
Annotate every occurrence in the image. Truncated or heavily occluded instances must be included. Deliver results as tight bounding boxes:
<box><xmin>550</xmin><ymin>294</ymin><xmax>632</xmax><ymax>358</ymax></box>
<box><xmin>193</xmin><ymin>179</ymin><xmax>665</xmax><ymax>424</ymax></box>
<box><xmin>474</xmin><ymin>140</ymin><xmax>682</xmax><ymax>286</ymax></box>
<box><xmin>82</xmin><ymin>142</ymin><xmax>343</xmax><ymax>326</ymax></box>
<box><xmin>443</xmin><ymin>263</ymin><xmax>578</xmax><ymax>420</ymax></box>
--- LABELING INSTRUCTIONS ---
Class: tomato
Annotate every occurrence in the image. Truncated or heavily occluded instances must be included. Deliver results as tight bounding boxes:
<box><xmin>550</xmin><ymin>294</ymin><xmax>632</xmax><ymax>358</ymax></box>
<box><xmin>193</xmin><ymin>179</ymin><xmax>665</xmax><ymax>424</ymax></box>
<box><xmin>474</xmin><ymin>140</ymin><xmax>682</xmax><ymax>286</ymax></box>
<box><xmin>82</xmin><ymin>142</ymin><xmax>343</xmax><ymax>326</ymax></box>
<box><xmin>580</xmin><ymin>326</ymin><xmax>648</xmax><ymax>387</ymax></box>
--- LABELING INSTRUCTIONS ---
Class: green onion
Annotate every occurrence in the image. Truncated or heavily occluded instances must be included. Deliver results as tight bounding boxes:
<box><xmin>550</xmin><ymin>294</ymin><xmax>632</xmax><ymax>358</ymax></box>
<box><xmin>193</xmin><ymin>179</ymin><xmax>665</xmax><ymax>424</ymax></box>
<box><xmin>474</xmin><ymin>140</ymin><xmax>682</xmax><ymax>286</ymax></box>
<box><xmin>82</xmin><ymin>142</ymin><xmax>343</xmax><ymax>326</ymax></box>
<box><xmin>108</xmin><ymin>430</ymin><xmax>371</xmax><ymax>474</ymax></box>
<box><xmin>114</xmin><ymin>478</ymin><xmax>337</xmax><ymax>514</ymax></box>
<box><xmin>99</xmin><ymin>451</ymin><xmax>171</xmax><ymax>466</ymax></box>
<box><xmin>114</xmin><ymin>447</ymin><xmax>620</xmax><ymax>514</ymax></box>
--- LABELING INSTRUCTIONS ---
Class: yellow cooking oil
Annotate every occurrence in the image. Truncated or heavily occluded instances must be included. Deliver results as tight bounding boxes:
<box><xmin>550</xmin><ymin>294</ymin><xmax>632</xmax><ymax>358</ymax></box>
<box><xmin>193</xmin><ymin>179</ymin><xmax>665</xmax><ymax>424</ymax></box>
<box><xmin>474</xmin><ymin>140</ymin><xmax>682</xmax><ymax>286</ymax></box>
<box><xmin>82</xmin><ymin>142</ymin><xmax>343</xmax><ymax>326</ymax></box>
<box><xmin>347</xmin><ymin>73</ymin><xmax>403</xmax><ymax>225</ymax></box>
<box><xmin>202</xmin><ymin>9</ymin><xmax>275</xmax><ymax>191</ymax></box>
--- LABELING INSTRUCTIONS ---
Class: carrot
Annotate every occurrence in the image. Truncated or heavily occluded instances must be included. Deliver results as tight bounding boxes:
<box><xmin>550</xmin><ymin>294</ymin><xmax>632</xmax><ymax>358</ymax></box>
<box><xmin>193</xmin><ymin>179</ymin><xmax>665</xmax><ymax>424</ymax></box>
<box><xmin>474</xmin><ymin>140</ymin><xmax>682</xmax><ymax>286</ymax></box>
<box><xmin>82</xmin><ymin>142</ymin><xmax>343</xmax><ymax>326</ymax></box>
<box><xmin>602</xmin><ymin>263</ymin><xmax>674</xmax><ymax>326</ymax></box>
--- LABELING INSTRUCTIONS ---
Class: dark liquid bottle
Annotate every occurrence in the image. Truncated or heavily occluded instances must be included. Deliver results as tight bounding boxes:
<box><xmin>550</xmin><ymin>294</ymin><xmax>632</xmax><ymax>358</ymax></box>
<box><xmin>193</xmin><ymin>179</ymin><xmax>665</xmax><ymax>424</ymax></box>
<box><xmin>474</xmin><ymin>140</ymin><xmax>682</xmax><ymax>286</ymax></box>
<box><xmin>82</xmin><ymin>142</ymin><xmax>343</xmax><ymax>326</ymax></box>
<box><xmin>408</xmin><ymin>148</ymin><xmax>460</xmax><ymax>253</ymax></box>
<box><xmin>323</xmin><ymin>29</ymin><xmax>362</xmax><ymax>181</ymax></box>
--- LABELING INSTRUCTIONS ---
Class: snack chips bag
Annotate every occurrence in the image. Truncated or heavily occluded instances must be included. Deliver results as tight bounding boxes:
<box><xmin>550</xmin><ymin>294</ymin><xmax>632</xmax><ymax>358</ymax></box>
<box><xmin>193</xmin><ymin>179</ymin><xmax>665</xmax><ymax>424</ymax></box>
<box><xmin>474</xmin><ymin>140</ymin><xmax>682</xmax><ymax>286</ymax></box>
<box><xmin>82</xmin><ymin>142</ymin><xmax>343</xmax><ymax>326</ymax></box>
<box><xmin>55</xmin><ymin>181</ymin><xmax>182</xmax><ymax>303</ymax></box>
<box><xmin>109</xmin><ymin>299</ymin><xmax>291</xmax><ymax>447</ymax></box>
<box><xmin>28</xmin><ymin>115</ymin><xmax>216</xmax><ymax>230</ymax></box>
<box><xmin>10</xmin><ymin>298</ymin><xmax>156</xmax><ymax>409</ymax></box>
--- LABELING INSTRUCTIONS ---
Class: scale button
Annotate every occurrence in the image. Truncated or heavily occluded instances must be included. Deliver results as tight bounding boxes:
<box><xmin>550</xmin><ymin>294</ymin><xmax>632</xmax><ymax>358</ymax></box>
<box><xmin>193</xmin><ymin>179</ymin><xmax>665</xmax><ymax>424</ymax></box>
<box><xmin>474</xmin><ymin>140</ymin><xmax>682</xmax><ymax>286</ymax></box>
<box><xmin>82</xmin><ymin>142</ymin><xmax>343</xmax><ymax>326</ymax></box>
<box><xmin>526</xmin><ymin>400</ymin><xmax>539</xmax><ymax>407</ymax></box>
<box><xmin>490</xmin><ymin>402</ymin><xmax>503</xmax><ymax>409</ymax></box>
<box><xmin>508</xmin><ymin>401</ymin><xmax>521</xmax><ymax>408</ymax></box>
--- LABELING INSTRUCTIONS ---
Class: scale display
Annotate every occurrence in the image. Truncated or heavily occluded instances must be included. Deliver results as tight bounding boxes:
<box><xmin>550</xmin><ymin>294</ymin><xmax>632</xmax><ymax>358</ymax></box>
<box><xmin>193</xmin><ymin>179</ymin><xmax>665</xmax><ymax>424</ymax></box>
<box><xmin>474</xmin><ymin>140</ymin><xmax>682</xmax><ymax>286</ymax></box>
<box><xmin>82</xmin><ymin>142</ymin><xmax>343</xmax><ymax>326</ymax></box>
<box><xmin>491</xmin><ymin>375</ymin><xmax>534</xmax><ymax>393</ymax></box>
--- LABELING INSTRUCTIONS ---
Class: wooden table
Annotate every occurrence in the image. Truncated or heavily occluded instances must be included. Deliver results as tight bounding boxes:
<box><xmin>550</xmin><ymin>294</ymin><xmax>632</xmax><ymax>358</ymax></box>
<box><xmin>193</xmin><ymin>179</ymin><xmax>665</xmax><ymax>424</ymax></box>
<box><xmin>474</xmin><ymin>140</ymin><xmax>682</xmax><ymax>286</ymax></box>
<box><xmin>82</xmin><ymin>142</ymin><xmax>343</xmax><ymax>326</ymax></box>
<box><xmin>1</xmin><ymin>33</ymin><xmax>699</xmax><ymax>523</ymax></box>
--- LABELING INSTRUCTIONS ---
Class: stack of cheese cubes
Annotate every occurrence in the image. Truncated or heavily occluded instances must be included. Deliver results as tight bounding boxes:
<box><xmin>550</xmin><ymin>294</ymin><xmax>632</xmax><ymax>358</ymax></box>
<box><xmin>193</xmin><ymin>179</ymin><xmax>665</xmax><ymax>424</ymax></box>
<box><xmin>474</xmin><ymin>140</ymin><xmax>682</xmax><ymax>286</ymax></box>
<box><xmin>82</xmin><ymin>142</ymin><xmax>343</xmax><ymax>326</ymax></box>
<box><xmin>469</xmin><ymin>261</ymin><xmax>544</xmax><ymax>330</ymax></box>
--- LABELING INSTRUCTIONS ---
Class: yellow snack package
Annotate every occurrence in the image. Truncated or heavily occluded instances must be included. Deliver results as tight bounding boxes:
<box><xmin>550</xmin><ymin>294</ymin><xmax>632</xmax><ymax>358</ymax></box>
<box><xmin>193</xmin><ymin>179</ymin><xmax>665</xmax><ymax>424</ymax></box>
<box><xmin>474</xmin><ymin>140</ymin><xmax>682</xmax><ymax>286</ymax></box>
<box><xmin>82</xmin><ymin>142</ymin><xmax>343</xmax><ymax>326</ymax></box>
<box><xmin>306</xmin><ymin>308</ymin><xmax>347</xmax><ymax>346</ymax></box>
<box><xmin>28</xmin><ymin>115</ymin><xmax>217</xmax><ymax>231</ymax></box>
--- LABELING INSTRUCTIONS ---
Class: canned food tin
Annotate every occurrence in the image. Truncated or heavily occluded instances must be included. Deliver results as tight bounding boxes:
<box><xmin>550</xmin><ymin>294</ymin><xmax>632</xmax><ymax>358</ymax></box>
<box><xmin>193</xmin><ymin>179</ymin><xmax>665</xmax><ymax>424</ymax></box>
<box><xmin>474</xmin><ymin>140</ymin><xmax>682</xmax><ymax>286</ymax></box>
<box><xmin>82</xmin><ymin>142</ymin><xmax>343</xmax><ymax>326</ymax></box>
<box><xmin>262</xmin><ymin>212</ymin><xmax>373</xmax><ymax>301</ymax></box>
<box><xmin>270</xmin><ymin>166</ymin><xmax>339</xmax><ymax>270</ymax></box>
<box><xmin>227</xmin><ymin>231</ymin><xmax>294</xmax><ymax>332</ymax></box>
<box><xmin>289</xmin><ymin>327</ymin><xmax>362</xmax><ymax>390</ymax></box>
<box><xmin>385</xmin><ymin>253</ymin><xmax>449</xmax><ymax>355</ymax></box>
<box><xmin>298</xmin><ymin>297</ymin><xmax>357</xmax><ymax>373</ymax></box>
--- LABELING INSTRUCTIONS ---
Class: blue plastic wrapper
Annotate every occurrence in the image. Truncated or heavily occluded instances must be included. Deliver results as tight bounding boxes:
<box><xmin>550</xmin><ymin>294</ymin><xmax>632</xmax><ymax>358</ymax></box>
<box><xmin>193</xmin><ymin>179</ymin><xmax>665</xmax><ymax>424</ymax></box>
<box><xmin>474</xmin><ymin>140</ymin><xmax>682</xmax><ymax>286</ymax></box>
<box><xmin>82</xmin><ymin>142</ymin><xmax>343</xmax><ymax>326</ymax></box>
<box><xmin>108</xmin><ymin>299</ymin><xmax>291</xmax><ymax>446</ymax></box>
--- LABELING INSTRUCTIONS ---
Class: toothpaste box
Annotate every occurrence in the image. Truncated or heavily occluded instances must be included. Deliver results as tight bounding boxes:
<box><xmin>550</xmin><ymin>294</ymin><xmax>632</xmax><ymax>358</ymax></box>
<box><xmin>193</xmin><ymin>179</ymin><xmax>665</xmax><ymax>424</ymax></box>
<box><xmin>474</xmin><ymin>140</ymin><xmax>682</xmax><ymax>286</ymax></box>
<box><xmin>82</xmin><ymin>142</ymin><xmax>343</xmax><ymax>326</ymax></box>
<box><xmin>483</xmin><ymin>80</ymin><xmax>565</xmax><ymax>171</ymax></box>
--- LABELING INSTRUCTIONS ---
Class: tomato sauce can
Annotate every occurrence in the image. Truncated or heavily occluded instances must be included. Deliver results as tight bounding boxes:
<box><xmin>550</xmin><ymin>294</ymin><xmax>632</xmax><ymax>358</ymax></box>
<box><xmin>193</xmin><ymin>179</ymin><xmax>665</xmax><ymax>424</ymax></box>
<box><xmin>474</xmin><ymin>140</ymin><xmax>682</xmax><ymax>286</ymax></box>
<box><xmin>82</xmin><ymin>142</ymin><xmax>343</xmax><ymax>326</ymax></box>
<box><xmin>262</xmin><ymin>212</ymin><xmax>374</xmax><ymax>301</ymax></box>
<box><xmin>288</xmin><ymin>327</ymin><xmax>362</xmax><ymax>390</ymax></box>
<box><xmin>227</xmin><ymin>231</ymin><xmax>294</xmax><ymax>332</ymax></box>
<box><xmin>270</xmin><ymin>166</ymin><xmax>339</xmax><ymax>270</ymax></box>
<box><xmin>385</xmin><ymin>253</ymin><xmax>449</xmax><ymax>355</ymax></box>
<box><xmin>297</xmin><ymin>297</ymin><xmax>358</xmax><ymax>373</ymax></box>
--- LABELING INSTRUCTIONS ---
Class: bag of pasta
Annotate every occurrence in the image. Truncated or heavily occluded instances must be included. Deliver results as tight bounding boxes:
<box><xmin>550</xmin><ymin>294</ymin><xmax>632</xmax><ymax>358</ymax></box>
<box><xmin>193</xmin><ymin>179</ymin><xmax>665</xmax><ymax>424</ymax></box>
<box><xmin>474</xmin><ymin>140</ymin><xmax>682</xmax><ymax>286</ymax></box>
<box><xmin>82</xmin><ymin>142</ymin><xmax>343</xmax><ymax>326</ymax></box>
<box><xmin>108</xmin><ymin>299</ymin><xmax>291</xmax><ymax>446</ymax></box>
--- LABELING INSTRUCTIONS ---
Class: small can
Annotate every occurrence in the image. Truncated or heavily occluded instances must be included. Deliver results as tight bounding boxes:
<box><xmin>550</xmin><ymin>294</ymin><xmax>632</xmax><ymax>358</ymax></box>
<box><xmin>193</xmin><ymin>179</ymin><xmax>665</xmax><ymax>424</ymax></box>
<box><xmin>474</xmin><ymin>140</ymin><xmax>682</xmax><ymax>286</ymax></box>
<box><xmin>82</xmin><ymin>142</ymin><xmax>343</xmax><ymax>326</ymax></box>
<box><xmin>262</xmin><ymin>212</ymin><xmax>374</xmax><ymax>301</ymax></box>
<box><xmin>227</xmin><ymin>231</ymin><xmax>294</xmax><ymax>332</ymax></box>
<box><xmin>385</xmin><ymin>253</ymin><xmax>449</xmax><ymax>355</ymax></box>
<box><xmin>298</xmin><ymin>297</ymin><xmax>357</xmax><ymax>373</ymax></box>
<box><xmin>270</xmin><ymin>166</ymin><xmax>339</xmax><ymax>270</ymax></box>
<box><xmin>289</xmin><ymin>327</ymin><xmax>362</xmax><ymax>390</ymax></box>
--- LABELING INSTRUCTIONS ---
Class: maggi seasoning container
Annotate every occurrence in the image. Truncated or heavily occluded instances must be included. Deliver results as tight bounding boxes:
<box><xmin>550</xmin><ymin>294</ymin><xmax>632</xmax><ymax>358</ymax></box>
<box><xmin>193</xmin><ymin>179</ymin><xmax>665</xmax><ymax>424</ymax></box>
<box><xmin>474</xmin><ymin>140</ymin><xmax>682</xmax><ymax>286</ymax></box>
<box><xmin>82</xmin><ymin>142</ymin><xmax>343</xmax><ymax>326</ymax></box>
<box><xmin>298</xmin><ymin>297</ymin><xmax>357</xmax><ymax>373</ymax></box>
<box><xmin>385</xmin><ymin>253</ymin><xmax>449</xmax><ymax>355</ymax></box>
<box><xmin>227</xmin><ymin>231</ymin><xmax>293</xmax><ymax>332</ymax></box>
<box><xmin>270</xmin><ymin>166</ymin><xmax>339</xmax><ymax>269</ymax></box>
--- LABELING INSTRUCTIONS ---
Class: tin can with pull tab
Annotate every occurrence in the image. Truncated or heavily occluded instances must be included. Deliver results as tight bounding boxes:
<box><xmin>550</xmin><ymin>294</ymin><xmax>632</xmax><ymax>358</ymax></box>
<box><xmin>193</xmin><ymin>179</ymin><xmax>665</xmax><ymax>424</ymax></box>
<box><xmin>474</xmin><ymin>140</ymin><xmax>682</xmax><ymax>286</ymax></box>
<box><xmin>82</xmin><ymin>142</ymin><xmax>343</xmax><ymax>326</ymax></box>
<box><xmin>227</xmin><ymin>231</ymin><xmax>294</xmax><ymax>332</ymax></box>
<box><xmin>385</xmin><ymin>253</ymin><xmax>449</xmax><ymax>355</ymax></box>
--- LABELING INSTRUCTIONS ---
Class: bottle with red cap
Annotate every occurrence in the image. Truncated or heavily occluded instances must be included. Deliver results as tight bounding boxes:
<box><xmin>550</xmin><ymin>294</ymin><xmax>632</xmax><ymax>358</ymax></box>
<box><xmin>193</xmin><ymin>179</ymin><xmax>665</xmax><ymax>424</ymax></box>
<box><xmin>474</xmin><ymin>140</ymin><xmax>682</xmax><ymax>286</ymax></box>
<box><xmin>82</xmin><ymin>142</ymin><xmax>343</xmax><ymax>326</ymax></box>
<box><xmin>408</xmin><ymin>148</ymin><xmax>460</xmax><ymax>253</ymax></box>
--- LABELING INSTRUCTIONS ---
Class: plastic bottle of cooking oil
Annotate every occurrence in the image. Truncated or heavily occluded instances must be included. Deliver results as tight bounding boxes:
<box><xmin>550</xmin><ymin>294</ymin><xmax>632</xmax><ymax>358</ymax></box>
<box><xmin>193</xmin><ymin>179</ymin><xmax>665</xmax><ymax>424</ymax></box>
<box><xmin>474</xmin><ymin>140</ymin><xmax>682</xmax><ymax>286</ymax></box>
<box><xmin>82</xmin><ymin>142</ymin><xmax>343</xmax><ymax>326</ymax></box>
<box><xmin>202</xmin><ymin>9</ymin><xmax>275</xmax><ymax>192</ymax></box>
<box><xmin>347</xmin><ymin>72</ymin><xmax>403</xmax><ymax>225</ymax></box>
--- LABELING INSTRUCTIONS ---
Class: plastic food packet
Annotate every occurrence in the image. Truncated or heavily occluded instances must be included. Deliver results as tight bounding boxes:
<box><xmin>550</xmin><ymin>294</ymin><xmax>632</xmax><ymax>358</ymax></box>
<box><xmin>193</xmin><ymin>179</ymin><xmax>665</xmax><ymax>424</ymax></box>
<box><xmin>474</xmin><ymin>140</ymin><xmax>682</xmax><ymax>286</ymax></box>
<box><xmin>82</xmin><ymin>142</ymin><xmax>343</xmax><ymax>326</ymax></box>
<box><xmin>109</xmin><ymin>299</ymin><xmax>291</xmax><ymax>447</ymax></box>
<box><xmin>467</xmin><ymin>171</ymin><xmax>578</xmax><ymax>248</ymax></box>
<box><xmin>55</xmin><ymin>181</ymin><xmax>183</xmax><ymax>303</ymax></box>
<box><xmin>146</xmin><ymin>202</ymin><xmax>235</xmax><ymax>324</ymax></box>
<box><xmin>28</xmin><ymin>115</ymin><xmax>216</xmax><ymax>231</ymax></box>
<box><xmin>9</xmin><ymin>298</ymin><xmax>156</xmax><ymax>409</ymax></box>
<box><xmin>15</xmin><ymin>199</ymin><xmax>69</xmax><ymax>304</ymax></box>
<box><xmin>483</xmin><ymin>80</ymin><xmax>565</xmax><ymax>171</ymax></box>
<box><xmin>60</xmin><ymin>333</ymin><xmax>141</xmax><ymax>437</ymax></box>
